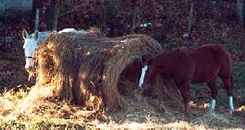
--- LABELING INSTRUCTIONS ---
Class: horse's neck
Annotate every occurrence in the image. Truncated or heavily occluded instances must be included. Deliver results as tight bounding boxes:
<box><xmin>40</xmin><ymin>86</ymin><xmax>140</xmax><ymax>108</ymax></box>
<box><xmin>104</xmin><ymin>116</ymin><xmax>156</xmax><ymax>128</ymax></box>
<box><xmin>37</xmin><ymin>32</ymin><xmax>49</xmax><ymax>44</ymax></box>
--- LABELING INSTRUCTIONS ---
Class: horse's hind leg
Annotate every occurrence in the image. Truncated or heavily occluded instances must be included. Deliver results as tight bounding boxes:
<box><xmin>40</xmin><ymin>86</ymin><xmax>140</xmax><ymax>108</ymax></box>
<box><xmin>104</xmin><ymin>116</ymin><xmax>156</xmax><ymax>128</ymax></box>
<box><xmin>218</xmin><ymin>53</ymin><xmax>234</xmax><ymax>113</ymax></box>
<box><xmin>221</xmin><ymin>77</ymin><xmax>233</xmax><ymax>96</ymax></box>
<box><xmin>221</xmin><ymin>77</ymin><xmax>234</xmax><ymax>114</ymax></box>
<box><xmin>207</xmin><ymin>81</ymin><xmax>218</xmax><ymax>113</ymax></box>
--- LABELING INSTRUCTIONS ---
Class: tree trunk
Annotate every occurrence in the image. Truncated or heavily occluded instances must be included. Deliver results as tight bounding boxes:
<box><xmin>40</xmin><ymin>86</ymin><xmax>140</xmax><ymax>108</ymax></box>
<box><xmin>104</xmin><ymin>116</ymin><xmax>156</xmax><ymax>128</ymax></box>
<box><xmin>237</xmin><ymin>0</ymin><xmax>244</xmax><ymax>29</ymax></box>
<box><xmin>188</xmin><ymin>1</ymin><xmax>194</xmax><ymax>35</ymax></box>
<box><xmin>185</xmin><ymin>0</ymin><xmax>194</xmax><ymax>47</ymax></box>
<box><xmin>47</xmin><ymin>0</ymin><xmax>59</xmax><ymax>31</ymax></box>
<box><xmin>103</xmin><ymin>0</ymin><xmax>120</xmax><ymax>36</ymax></box>
<box><xmin>237</xmin><ymin>0</ymin><xmax>245</xmax><ymax>49</ymax></box>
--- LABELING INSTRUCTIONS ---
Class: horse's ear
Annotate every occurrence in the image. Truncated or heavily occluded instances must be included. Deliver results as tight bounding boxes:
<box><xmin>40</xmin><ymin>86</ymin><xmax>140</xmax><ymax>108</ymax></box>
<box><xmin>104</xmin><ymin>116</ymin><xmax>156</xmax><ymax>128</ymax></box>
<box><xmin>22</xmin><ymin>29</ymin><xmax>29</xmax><ymax>39</ymax></box>
<box><xmin>34</xmin><ymin>31</ymin><xmax>39</xmax><ymax>40</ymax></box>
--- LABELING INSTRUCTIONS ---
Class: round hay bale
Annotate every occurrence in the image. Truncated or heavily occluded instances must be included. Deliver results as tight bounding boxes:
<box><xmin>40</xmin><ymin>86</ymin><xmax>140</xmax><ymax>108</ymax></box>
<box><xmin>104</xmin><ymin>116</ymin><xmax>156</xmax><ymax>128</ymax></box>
<box><xmin>33</xmin><ymin>32</ymin><xmax>162</xmax><ymax>112</ymax></box>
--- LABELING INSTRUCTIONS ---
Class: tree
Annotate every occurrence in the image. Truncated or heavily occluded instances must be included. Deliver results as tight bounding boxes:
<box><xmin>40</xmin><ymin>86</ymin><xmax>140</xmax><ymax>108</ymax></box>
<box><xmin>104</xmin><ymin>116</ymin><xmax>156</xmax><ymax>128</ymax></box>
<box><xmin>188</xmin><ymin>1</ymin><xmax>194</xmax><ymax>35</ymax></box>
<box><xmin>237</xmin><ymin>0</ymin><xmax>244</xmax><ymax>29</ymax></box>
<box><xmin>46</xmin><ymin>0</ymin><xmax>59</xmax><ymax>31</ymax></box>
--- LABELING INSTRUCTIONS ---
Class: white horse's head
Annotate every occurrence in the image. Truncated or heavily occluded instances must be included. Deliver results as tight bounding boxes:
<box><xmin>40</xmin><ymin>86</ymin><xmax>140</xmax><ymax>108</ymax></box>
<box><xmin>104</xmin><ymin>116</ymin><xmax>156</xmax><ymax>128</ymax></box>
<box><xmin>22</xmin><ymin>28</ymin><xmax>89</xmax><ymax>69</ymax></box>
<box><xmin>22</xmin><ymin>30</ymin><xmax>49</xmax><ymax>69</ymax></box>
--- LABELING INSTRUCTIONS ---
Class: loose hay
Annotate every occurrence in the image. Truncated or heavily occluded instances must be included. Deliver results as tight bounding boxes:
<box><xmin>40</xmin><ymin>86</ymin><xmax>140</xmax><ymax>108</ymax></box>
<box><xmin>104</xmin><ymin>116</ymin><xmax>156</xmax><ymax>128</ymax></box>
<box><xmin>31</xmin><ymin>33</ymin><xmax>162</xmax><ymax>112</ymax></box>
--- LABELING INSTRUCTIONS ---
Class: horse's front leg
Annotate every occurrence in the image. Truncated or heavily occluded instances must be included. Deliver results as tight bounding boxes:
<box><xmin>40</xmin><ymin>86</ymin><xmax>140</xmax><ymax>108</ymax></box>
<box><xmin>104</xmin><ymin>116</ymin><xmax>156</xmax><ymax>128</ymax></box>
<box><xmin>178</xmin><ymin>81</ymin><xmax>192</xmax><ymax>115</ymax></box>
<box><xmin>142</xmin><ymin>66</ymin><xmax>156</xmax><ymax>97</ymax></box>
<box><xmin>138</xmin><ymin>64</ymin><xmax>149</xmax><ymax>88</ymax></box>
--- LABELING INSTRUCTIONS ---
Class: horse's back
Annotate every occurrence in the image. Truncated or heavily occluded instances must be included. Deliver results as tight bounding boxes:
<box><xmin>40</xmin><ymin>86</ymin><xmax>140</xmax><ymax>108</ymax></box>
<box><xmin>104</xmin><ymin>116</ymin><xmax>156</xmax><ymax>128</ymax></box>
<box><xmin>191</xmin><ymin>44</ymin><xmax>232</xmax><ymax>81</ymax></box>
<box><xmin>204</xmin><ymin>44</ymin><xmax>232</xmax><ymax>78</ymax></box>
<box><xmin>196</xmin><ymin>44</ymin><xmax>232</xmax><ymax>73</ymax></box>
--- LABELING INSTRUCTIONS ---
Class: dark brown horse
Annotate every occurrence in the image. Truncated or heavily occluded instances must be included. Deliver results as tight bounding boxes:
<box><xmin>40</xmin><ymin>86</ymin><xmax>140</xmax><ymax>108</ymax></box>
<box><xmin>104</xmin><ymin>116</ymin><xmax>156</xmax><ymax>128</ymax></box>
<box><xmin>142</xmin><ymin>44</ymin><xmax>234</xmax><ymax>114</ymax></box>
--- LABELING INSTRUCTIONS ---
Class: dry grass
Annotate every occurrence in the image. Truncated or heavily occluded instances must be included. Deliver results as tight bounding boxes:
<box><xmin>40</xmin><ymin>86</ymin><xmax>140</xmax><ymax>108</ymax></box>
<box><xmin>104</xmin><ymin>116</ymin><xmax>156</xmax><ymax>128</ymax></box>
<box><xmin>0</xmin><ymin>84</ymin><xmax>244</xmax><ymax>130</ymax></box>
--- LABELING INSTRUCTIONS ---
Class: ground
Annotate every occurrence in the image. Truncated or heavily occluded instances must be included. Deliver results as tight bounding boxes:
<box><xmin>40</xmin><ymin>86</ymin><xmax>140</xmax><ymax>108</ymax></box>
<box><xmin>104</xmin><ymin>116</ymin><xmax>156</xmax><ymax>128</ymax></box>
<box><xmin>0</xmin><ymin>62</ymin><xmax>244</xmax><ymax>130</ymax></box>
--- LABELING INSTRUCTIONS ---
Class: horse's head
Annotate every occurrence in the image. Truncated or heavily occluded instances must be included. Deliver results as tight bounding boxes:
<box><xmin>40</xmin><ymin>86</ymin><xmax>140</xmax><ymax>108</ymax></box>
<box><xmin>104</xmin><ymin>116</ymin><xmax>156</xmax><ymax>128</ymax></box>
<box><xmin>22</xmin><ymin>29</ymin><xmax>49</xmax><ymax>69</ymax></box>
<box><xmin>22</xmin><ymin>29</ymin><xmax>39</xmax><ymax>70</ymax></box>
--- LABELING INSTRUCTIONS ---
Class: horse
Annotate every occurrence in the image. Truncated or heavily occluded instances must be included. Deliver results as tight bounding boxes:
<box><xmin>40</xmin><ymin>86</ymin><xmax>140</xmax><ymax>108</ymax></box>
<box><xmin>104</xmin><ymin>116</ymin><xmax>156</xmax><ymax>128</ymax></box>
<box><xmin>22</xmin><ymin>28</ymin><xmax>90</xmax><ymax>80</ymax></box>
<box><xmin>139</xmin><ymin>44</ymin><xmax>235</xmax><ymax>114</ymax></box>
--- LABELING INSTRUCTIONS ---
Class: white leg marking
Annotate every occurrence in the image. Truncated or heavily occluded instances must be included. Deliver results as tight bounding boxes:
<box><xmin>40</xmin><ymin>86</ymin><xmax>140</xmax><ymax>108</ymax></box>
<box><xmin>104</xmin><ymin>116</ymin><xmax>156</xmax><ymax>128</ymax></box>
<box><xmin>25</xmin><ymin>58</ymin><xmax>32</xmax><ymax>69</ymax></box>
<box><xmin>209</xmin><ymin>99</ymin><xmax>216</xmax><ymax>113</ymax></box>
<box><xmin>229</xmin><ymin>96</ymin><xmax>234</xmax><ymax>114</ymax></box>
<box><xmin>138</xmin><ymin>65</ymin><xmax>148</xmax><ymax>88</ymax></box>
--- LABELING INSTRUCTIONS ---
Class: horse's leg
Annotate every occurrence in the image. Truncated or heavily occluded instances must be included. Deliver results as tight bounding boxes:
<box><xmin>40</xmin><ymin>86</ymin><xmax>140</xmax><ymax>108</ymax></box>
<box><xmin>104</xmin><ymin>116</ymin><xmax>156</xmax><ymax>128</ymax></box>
<box><xmin>139</xmin><ymin>64</ymin><xmax>149</xmax><ymax>88</ymax></box>
<box><xmin>142</xmin><ymin>67</ymin><xmax>156</xmax><ymax>97</ymax></box>
<box><xmin>178</xmin><ymin>81</ymin><xmax>191</xmax><ymax>114</ymax></box>
<box><xmin>222</xmin><ymin>77</ymin><xmax>234</xmax><ymax>114</ymax></box>
<box><xmin>207</xmin><ymin>81</ymin><xmax>218</xmax><ymax>113</ymax></box>
<box><xmin>218</xmin><ymin>53</ymin><xmax>234</xmax><ymax>114</ymax></box>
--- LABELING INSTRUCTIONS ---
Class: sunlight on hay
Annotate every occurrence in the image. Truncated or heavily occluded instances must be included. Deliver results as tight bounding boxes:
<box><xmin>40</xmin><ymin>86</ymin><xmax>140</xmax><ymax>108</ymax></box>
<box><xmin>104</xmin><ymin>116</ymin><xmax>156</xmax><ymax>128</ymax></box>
<box><xmin>95</xmin><ymin>121</ymin><xmax>209</xmax><ymax>130</ymax></box>
<box><xmin>0</xmin><ymin>88</ymin><xmax>30</xmax><ymax>116</ymax></box>
<box><xmin>16</xmin><ymin>85</ymin><xmax>55</xmax><ymax>113</ymax></box>
<box><xmin>0</xmin><ymin>85</ymin><xmax>56</xmax><ymax>122</ymax></box>
<box><xmin>0</xmin><ymin>98</ymin><xmax>14</xmax><ymax>114</ymax></box>
<box><xmin>164</xmin><ymin>121</ymin><xmax>199</xmax><ymax>129</ymax></box>
<box><xmin>96</xmin><ymin>122</ymin><xmax>161</xmax><ymax>130</ymax></box>
<box><xmin>237</xmin><ymin>105</ymin><xmax>245</xmax><ymax>111</ymax></box>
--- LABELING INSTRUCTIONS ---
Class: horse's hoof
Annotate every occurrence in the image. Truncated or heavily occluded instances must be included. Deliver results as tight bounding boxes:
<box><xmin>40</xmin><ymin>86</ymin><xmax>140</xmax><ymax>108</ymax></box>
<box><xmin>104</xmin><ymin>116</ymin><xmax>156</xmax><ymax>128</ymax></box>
<box><xmin>229</xmin><ymin>110</ymin><xmax>234</xmax><ymax>115</ymax></box>
<box><xmin>208</xmin><ymin>109</ymin><xmax>215</xmax><ymax>114</ymax></box>
<box><xmin>207</xmin><ymin>111</ymin><xmax>216</xmax><ymax>116</ymax></box>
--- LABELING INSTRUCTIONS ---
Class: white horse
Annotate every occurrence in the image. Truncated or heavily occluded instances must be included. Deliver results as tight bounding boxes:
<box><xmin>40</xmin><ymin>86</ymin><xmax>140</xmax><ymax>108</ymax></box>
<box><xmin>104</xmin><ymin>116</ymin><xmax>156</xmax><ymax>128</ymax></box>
<box><xmin>22</xmin><ymin>28</ymin><xmax>89</xmax><ymax>70</ymax></box>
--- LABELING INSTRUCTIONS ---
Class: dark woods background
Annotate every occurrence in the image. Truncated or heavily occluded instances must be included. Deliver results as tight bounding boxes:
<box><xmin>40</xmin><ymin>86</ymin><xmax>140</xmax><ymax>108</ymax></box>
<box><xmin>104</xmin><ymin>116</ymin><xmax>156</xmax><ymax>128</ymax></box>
<box><xmin>0</xmin><ymin>0</ymin><xmax>245</xmax><ymax>88</ymax></box>
<box><xmin>1</xmin><ymin>0</ymin><xmax>245</xmax><ymax>45</ymax></box>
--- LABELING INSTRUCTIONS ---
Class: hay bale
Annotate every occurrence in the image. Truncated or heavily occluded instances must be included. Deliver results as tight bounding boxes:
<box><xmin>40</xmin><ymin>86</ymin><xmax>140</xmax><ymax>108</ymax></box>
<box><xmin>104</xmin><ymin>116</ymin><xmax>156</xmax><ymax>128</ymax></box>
<box><xmin>34</xmin><ymin>32</ymin><xmax>162</xmax><ymax>112</ymax></box>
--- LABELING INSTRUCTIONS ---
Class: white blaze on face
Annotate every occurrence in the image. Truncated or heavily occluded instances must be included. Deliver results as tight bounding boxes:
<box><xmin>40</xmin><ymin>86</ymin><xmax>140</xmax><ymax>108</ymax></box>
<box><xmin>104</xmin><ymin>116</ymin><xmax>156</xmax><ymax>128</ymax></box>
<box><xmin>23</xmin><ymin>38</ymin><xmax>38</xmax><ymax>69</ymax></box>
<box><xmin>138</xmin><ymin>65</ymin><xmax>148</xmax><ymax>88</ymax></box>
